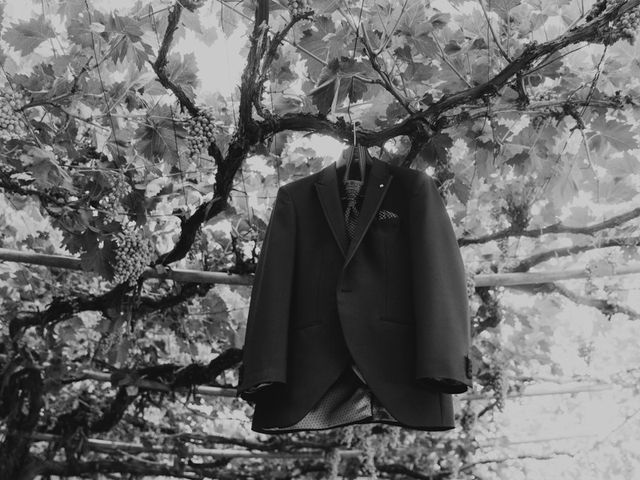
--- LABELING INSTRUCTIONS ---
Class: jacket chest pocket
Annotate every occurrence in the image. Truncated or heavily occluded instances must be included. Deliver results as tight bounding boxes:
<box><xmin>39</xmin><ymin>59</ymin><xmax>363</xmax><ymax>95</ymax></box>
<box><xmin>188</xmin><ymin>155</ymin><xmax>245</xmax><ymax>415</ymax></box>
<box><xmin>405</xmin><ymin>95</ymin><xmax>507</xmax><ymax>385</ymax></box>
<box><xmin>371</xmin><ymin>216</ymin><xmax>400</xmax><ymax>233</ymax></box>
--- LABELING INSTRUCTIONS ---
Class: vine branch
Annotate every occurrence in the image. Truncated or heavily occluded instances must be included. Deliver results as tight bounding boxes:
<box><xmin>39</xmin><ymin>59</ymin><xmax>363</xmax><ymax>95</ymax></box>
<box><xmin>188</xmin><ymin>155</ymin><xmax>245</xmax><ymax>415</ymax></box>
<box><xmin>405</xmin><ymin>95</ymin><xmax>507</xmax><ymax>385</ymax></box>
<box><xmin>459</xmin><ymin>207</ymin><xmax>640</xmax><ymax>246</ymax></box>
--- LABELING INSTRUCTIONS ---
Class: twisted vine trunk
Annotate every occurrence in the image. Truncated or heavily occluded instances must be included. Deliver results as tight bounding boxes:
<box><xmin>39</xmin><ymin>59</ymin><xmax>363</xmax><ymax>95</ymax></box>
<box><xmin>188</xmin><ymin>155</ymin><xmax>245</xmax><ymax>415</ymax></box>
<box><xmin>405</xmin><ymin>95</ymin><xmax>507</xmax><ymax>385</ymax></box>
<box><xmin>0</xmin><ymin>367</ymin><xmax>44</xmax><ymax>480</ymax></box>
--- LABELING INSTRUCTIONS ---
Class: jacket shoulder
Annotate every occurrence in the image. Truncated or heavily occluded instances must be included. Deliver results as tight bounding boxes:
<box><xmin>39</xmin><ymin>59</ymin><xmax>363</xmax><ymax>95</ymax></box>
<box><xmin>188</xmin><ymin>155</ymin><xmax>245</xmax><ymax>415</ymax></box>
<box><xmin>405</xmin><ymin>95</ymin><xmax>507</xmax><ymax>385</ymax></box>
<box><xmin>277</xmin><ymin>166</ymin><xmax>325</xmax><ymax>195</ymax></box>
<box><xmin>386</xmin><ymin>162</ymin><xmax>431</xmax><ymax>190</ymax></box>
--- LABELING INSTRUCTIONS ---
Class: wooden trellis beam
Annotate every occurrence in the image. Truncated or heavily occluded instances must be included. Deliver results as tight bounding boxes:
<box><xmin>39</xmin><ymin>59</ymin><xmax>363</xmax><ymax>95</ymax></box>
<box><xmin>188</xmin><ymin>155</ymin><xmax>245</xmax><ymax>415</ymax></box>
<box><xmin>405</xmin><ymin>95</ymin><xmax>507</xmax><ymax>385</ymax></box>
<box><xmin>0</xmin><ymin>248</ymin><xmax>252</xmax><ymax>285</ymax></box>
<box><xmin>1</xmin><ymin>429</ymin><xmax>599</xmax><ymax>459</ymax></box>
<box><xmin>2</xmin><ymin>247</ymin><xmax>640</xmax><ymax>287</ymax></box>
<box><xmin>81</xmin><ymin>370</ymin><xmax>237</xmax><ymax>398</ymax></box>
<box><xmin>5</xmin><ymin>431</ymin><xmax>333</xmax><ymax>459</ymax></box>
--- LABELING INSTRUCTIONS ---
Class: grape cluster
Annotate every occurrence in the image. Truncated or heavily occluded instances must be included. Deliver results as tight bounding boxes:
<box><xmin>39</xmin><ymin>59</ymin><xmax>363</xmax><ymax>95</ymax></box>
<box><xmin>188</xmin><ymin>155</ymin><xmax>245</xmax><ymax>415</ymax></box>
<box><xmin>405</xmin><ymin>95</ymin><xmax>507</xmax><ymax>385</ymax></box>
<box><xmin>503</xmin><ymin>189</ymin><xmax>532</xmax><ymax>231</ymax></box>
<box><xmin>597</xmin><ymin>5</ymin><xmax>640</xmax><ymax>45</ymax></box>
<box><xmin>615</xmin><ymin>9</ymin><xmax>640</xmax><ymax>42</ymax></box>
<box><xmin>111</xmin><ymin>224</ymin><xmax>155</xmax><ymax>287</ymax></box>
<box><xmin>465</xmin><ymin>271</ymin><xmax>476</xmax><ymax>300</ymax></box>
<box><xmin>490</xmin><ymin>367</ymin><xmax>507</xmax><ymax>411</ymax></box>
<box><xmin>288</xmin><ymin>0</ymin><xmax>314</xmax><ymax>24</ymax></box>
<box><xmin>460</xmin><ymin>406</ymin><xmax>476</xmax><ymax>432</ymax></box>
<box><xmin>534</xmin><ymin>91</ymin><xmax>553</xmax><ymax>102</ymax></box>
<box><xmin>578</xmin><ymin>341</ymin><xmax>595</xmax><ymax>364</ymax></box>
<box><xmin>96</xmin><ymin>323</ymin><xmax>123</xmax><ymax>358</ymax></box>
<box><xmin>0</xmin><ymin>87</ymin><xmax>27</xmax><ymax>141</ymax></box>
<box><xmin>98</xmin><ymin>172</ymin><xmax>132</xmax><ymax>223</ymax></box>
<box><xmin>185</xmin><ymin>107</ymin><xmax>216</xmax><ymax>158</ymax></box>
<box><xmin>496</xmin><ymin>236</ymin><xmax>509</xmax><ymax>257</ymax></box>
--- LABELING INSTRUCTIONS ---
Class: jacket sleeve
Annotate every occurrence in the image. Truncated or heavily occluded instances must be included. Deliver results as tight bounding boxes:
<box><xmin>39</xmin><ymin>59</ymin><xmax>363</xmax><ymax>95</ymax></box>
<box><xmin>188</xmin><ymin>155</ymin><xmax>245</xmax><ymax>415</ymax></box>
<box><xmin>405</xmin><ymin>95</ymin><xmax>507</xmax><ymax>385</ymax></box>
<box><xmin>236</xmin><ymin>186</ymin><xmax>296</xmax><ymax>402</ymax></box>
<box><xmin>410</xmin><ymin>172</ymin><xmax>472</xmax><ymax>394</ymax></box>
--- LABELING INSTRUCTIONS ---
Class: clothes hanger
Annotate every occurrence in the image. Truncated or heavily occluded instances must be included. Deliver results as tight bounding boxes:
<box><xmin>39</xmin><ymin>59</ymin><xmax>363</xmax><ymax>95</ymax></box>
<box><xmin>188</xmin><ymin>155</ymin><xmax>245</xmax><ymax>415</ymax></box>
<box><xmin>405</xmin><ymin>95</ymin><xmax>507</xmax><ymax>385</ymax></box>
<box><xmin>337</xmin><ymin>121</ymin><xmax>370</xmax><ymax>184</ymax></box>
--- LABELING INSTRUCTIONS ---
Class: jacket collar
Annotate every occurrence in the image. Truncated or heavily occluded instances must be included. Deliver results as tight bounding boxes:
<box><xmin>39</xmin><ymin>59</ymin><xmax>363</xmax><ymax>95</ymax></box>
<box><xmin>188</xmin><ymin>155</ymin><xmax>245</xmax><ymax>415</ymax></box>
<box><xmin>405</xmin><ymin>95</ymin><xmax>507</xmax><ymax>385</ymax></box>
<box><xmin>315</xmin><ymin>154</ymin><xmax>393</xmax><ymax>266</ymax></box>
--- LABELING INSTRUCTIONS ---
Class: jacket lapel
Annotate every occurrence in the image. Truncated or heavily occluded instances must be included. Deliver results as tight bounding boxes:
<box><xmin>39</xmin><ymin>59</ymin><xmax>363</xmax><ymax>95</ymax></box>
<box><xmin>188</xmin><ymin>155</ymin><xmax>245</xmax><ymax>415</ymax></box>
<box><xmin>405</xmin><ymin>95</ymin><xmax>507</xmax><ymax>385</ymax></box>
<box><xmin>314</xmin><ymin>155</ymin><xmax>393</xmax><ymax>265</ymax></box>
<box><xmin>315</xmin><ymin>163</ymin><xmax>349</xmax><ymax>257</ymax></box>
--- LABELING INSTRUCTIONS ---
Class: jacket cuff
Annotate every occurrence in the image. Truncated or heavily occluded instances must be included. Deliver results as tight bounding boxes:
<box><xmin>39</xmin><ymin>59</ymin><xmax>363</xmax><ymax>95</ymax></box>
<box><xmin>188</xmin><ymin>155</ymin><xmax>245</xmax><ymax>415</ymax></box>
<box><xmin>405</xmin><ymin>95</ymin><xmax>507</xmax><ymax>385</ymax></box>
<box><xmin>417</xmin><ymin>377</ymin><xmax>470</xmax><ymax>394</ymax></box>
<box><xmin>243</xmin><ymin>381</ymin><xmax>276</xmax><ymax>394</ymax></box>
<box><xmin>237</xmin><ymin>366</ymin><xmax>286</xmax><ymax>397</ymax></box>
<box><xmin>416</xmin><ymin>355</ymin><xmax>473</xmax><ymax>393</ymax></box>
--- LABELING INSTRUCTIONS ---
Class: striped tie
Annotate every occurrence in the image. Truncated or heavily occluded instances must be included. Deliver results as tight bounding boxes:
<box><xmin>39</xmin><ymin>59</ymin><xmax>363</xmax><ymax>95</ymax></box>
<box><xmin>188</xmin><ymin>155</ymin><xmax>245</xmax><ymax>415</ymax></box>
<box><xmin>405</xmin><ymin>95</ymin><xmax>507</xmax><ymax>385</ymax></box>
<box><xmin>343</xmin><ymin>179</ymin><xmax>363</xmax><ymax>240</ymax></box>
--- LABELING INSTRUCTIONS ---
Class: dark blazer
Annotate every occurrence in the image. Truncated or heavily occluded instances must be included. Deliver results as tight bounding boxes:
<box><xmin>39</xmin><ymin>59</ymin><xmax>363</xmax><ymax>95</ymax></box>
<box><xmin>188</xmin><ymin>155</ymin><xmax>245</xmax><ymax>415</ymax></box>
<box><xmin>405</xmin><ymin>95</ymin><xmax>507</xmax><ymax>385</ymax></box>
<box><xmin>237</xmin><ymin>155</ymin><xmax>472</xmax><ymax>432</ymax></box>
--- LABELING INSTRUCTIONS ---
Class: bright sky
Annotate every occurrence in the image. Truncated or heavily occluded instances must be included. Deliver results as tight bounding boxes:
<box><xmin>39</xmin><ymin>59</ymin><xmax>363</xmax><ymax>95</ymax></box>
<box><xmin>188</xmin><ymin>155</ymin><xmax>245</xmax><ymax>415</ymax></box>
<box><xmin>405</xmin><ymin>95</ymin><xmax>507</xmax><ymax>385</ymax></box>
<box><xmin>2</xmin><ymin>0</ymin><xmax>247</xmax><ymax>97</ymax></box>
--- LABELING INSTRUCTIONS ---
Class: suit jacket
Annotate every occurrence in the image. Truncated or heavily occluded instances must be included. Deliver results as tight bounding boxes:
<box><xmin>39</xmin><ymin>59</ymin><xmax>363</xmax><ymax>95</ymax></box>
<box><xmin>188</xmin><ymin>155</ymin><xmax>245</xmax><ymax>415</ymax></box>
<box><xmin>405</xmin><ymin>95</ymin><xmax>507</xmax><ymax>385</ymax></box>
<box><xmin>236</xmin><ymin>155</ymin><xmax>472</xmax><ymax>432</ymax></box>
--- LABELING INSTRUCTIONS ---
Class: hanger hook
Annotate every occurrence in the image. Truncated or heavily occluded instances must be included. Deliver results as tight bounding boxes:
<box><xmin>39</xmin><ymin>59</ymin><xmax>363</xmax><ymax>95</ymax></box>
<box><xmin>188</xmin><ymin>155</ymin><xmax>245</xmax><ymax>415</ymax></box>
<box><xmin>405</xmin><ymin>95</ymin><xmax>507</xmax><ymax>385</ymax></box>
<box><xmin>353</xmin><ymin>120</ymin><xmax>357</xmax><ymax>146</ymax></box>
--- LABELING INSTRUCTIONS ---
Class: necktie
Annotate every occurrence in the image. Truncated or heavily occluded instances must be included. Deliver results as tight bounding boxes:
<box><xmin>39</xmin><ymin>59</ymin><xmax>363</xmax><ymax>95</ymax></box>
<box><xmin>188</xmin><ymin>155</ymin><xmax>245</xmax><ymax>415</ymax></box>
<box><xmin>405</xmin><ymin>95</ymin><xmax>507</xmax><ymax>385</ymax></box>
<box><xmin>343</xmin><ymin>179</ymin><xmax>363</xmax><ymax>240</ymax></box>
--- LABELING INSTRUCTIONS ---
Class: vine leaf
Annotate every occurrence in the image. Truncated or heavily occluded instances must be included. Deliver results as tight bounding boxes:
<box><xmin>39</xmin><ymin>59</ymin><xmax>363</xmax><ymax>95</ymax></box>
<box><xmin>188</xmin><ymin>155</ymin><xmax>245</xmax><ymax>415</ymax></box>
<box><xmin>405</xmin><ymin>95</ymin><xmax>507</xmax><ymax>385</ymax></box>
<box><xmin>133</xmin><ymin>104</ymin><xmax>187</xmax><ymax>164</ymax></box>
<box><xmin>165</xmin><ymin>52</ymin><xmax>200</xmax><ymax>102</ymax></box>
<box><xmin>56</xmin><ymin>0</ymin><xmax>86</xmax><ymax>20</ymax></box>
<box><xmin>67</xmin><ymin>17</ymin><xmax>100</xmax><ymax>48</ymax></box>
<box><xmin>4</xmin><ymin>15</ymin><xmax>56</xmax><ymax>56</ymax></box>
<box><xmin>106</xmin><ymin>14</ymin><xmax>153</xmax><ymax>70</ymax></box>
<box><xmin>298</xmin><ymin>15</ymin><xmax>351</xmax><ymax>79</ymax></box>
<box><xmin>310</xmin><ymin>57</ymin><xmax>371</xmax><ymax>115</ymax></box>
<box><xmin>416</xmin><ymin>132</ymin><xmax>453</xmax><ymax>169</ymax></box>
<box><xmin>487</xmin><ymin>0</ymin><xmax>524</xmax><ymax>21</ymax></box>
<box><xmin>607</xmin><ymin>150</ymin><xmax>640</xmax><ymax>180</ymax></box>
<box><xmin>77</xmin><ymin>230</ymin><xmax>116</xmax><ymax>279</ymax></box>
<box><xmin>271</xmin><ymin>50</ymin><xmax>297</xmax><ymax>85</ymax></box>
<box><xmin>180</xmin><ymin>8</ymin><xmax>204</xmax><ymax>35</ymax></box>
<box><xmin>22</xmin><ymin>147</ymin><xmax>77</xmax><ymax>193</ymax></box>
<box><xmin>588</xmin><ymin>113</ymin><xmax>639</xmax><ymax>152</ymax></box>
<box><xmin>452</xmin><ymin>176</ymin><xmax>471</xmax><ymax>205</ymax></box>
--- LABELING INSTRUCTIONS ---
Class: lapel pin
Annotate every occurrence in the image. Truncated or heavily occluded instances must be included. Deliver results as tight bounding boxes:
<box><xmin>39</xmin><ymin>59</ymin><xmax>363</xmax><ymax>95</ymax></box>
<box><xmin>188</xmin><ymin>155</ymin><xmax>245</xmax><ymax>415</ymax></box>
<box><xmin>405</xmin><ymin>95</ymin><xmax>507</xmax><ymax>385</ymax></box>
<box><xmin>379</xmin><ymin>183</ymin><xmax>384</xmax><ymax>188</ymax></box>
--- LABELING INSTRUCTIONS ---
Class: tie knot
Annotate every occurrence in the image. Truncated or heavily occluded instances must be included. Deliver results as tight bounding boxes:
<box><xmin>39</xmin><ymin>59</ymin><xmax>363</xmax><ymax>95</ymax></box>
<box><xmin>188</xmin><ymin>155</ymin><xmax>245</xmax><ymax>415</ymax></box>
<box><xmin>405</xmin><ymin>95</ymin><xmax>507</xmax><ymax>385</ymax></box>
<box><xmin>344</xmin><ymin>179</ymin><xmax>362</xmax><ymax>204</ymax></box>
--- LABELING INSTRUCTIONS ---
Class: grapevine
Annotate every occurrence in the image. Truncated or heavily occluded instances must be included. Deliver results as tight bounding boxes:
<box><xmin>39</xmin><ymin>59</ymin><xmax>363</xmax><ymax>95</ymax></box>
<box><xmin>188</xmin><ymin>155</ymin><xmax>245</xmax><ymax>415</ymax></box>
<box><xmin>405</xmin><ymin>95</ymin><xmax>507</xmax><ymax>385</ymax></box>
<box><xmin>185</xmin><ymin>107</ymin><xmax>217</xmax><ymax>159</ymax></box>
<box><xmin>0</xmin><ymin>87</ymin><xmax>27</xmax><ymax>141</ymax></box>
<box><xmin>110</xmin><ymin>223</ymin><xmax>155</xmax><ymax>287</ymax></box>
